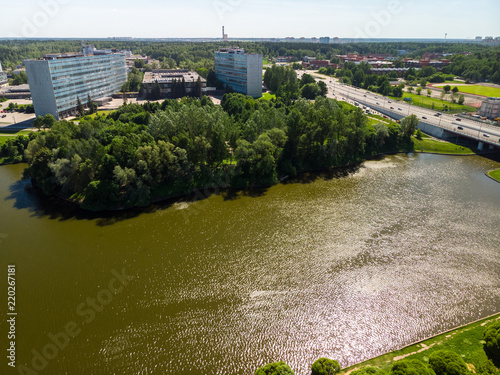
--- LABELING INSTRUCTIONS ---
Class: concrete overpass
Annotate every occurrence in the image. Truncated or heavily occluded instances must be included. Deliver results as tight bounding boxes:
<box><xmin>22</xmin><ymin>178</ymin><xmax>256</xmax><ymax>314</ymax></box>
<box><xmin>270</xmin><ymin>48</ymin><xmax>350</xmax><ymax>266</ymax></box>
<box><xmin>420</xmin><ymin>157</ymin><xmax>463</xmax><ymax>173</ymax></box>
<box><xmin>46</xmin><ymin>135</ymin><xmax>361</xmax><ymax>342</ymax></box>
<box><xmin>300</xmin><ymin>71</ymin><xmax>500</xmax><ymax>151</ymax></box>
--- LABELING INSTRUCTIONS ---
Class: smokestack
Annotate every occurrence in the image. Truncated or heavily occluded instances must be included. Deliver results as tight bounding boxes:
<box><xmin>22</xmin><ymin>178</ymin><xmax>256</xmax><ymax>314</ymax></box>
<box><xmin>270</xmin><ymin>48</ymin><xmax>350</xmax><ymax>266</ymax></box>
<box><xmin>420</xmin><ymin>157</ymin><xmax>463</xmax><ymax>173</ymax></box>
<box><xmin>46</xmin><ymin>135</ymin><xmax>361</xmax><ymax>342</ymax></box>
<box><xmin>222</xmin><ymin>26</ymin><xmax>225</xmax><ymax>40</ymax></box>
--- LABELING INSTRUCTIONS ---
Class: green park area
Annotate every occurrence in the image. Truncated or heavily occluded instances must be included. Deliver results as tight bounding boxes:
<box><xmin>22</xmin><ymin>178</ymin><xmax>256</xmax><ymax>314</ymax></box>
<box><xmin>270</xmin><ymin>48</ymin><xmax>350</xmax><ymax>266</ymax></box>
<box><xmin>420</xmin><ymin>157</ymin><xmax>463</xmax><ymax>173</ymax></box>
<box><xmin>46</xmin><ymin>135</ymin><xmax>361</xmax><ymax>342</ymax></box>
<box><xmin>413</xmin><ymin>132</ymin><xmax>476</xmax><ymax>154</ymax></box>
<box><xmin>390</xmin><ymin>92</ymin><xmax>476</xmax><ymax>113</ymax></box>
<box><xmin>340</xmin><ymin>313</ymin><xmax>500</xmax><ymax>374</ymax></box>
<box><xmin>487</xmin><ymin>169</ymin><xmax>500</xmax><ymax>182</ymax></box>
<box><xmin>434</xmin><ymin>84</ymin><xmax>500</xmax><ymax>97</ymax></box>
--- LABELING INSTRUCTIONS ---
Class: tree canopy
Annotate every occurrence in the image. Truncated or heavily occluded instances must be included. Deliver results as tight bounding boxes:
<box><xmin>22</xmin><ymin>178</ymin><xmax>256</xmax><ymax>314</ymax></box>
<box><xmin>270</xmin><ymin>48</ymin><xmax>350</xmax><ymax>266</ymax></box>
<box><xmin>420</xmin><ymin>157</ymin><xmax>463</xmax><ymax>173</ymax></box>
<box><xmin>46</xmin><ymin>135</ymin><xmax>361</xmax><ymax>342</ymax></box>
<box><xmin>255</xmin><ymin>361</ymin><xmax>294</xmax><ymax>375</ymax></box>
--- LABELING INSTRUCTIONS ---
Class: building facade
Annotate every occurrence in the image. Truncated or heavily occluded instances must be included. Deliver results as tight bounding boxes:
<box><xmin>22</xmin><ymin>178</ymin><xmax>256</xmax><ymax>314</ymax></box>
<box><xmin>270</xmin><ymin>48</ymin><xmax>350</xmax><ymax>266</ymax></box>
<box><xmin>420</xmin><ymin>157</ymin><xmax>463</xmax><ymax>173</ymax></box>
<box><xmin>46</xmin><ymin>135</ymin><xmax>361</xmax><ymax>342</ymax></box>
<box><xmin>214</xmin><ymin>47</ymin><xmax>263</xmax><ymax>98</ymax></box>
<box><xmin>479</xmin><ymin>97</ymin><xmax>500</xmax><ymax>119</ymax></box>
<box><xmin>25</xmin><ymin>52</ymin><xmax>126</xmax><ymax>119</ymax></box>
<box><xmin>141</xmin><ymin>70</ymin><xmax>206</xmax><ymax>99</ymax></box>
<box><xmin>0</xmin><ymin>62</ymin><xmax>7</xmax><ymax>86</ymax></box>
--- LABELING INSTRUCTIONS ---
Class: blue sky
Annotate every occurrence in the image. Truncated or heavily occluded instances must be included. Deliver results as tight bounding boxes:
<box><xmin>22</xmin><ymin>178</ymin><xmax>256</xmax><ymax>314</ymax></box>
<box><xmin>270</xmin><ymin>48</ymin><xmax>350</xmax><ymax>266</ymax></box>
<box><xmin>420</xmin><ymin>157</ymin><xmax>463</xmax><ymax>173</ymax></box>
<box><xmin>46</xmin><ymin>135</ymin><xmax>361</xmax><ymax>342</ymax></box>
<box><xmin>2</xmin><ymin>0</ymin><xmax>500</xmax><ymax>39</ymax></box>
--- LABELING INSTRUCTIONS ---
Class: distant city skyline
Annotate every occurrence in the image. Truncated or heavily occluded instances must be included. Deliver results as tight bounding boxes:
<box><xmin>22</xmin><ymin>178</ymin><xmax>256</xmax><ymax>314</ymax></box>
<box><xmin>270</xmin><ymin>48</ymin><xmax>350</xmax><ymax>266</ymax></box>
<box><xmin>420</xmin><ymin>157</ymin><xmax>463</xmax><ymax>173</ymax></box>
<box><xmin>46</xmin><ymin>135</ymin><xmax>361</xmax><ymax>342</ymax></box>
<box><xmin>1</xmin><ymin>0</ymin><xmax>499</xmax><ymax>40</ymax></box>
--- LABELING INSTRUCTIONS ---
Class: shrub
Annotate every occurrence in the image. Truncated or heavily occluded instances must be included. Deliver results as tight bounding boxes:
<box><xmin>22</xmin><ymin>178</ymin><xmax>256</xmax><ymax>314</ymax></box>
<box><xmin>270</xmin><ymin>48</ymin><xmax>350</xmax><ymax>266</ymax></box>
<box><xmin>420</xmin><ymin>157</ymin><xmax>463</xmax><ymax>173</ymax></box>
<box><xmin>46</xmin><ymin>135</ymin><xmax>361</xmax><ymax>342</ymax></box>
<box><xmin>312</xmin><ymin>358</ymin><xmax>341</xmax><ymax>375</ymax></box>
<box><xmin>428</xmin><ymin>350</ymin><xmax>469</xmax><ymax>375</ymax></box>
<box><xmin>391</xmin><ymin>359</ymin><xmax>436</xmax><ymax>375</ymax></box>
<box><xmin>351</xmin><ymin>366</ymin><xmax>389</xmax><ymax>375</ymax></box>
<box><xmin>255</xmin><ymin>361</ymin><xmax>294</xmax><ymax>375</ymax></box>
<box><xmin>483</xmin><ymin>320</ymin><xmax>500</xmax><ymax>365</ymax></box>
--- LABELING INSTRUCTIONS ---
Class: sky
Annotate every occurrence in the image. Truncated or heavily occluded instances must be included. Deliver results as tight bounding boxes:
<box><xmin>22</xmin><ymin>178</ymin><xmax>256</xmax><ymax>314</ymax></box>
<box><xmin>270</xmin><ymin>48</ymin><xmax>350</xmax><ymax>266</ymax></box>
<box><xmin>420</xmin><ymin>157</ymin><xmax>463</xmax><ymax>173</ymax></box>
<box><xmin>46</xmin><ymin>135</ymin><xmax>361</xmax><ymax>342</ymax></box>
<box><xmin>1</xmin><ymin>0</ymin><xmax>500</xmax><ymax>40</ymax></box>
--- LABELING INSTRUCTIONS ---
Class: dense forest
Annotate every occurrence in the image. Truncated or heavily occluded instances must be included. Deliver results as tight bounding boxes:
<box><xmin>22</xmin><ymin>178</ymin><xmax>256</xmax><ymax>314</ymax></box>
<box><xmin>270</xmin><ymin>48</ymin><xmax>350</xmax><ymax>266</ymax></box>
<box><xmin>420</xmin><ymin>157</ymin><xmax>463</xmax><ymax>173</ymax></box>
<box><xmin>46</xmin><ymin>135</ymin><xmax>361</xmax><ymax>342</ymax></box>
<box><xmin>1</xmin><ymin>94</ymin><xmax>417</xmax><ymax>211</ymax></box>
<box><xmin>1</xmin><ymin>40</ymin><xmax>499</xmax><ymax>83</ymax></box>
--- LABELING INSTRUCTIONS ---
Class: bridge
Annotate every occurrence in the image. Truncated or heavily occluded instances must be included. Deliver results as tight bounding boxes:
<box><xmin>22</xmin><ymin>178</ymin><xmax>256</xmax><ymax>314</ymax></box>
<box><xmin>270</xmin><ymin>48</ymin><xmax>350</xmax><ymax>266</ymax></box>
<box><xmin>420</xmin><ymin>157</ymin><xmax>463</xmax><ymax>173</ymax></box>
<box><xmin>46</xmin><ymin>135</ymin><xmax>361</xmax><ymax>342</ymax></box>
<box><xmin>303</xmin><ymin>71</ymin><xmax>500</xmax><ymax>151</ymax></box>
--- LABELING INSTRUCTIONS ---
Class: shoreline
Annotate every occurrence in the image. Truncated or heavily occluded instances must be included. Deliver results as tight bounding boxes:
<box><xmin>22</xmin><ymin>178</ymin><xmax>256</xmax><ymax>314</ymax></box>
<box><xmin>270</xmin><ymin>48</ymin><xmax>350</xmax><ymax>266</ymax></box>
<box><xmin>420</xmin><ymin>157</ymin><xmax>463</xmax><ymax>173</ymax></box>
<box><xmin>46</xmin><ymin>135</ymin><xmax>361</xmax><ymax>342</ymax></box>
<box><xmin>14</xmin><ymin>149</ymin><xmax>500</xmax><ymax>212</ymax></box>
<box><xmin>340</xmin><ymin>312</ymin><xmax>500</xmax><ymax>374</ymax></box>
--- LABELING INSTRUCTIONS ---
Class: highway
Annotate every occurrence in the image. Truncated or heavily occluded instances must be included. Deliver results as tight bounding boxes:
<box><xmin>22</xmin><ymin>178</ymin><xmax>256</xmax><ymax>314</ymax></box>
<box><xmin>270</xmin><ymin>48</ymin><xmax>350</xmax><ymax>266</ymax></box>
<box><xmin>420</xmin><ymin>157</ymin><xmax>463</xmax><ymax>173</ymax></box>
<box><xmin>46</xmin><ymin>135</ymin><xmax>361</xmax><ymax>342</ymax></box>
<box><xmin>297</xmin><ymin>71</ymin><xmax>500</xmax><ymax>149</ymax></box>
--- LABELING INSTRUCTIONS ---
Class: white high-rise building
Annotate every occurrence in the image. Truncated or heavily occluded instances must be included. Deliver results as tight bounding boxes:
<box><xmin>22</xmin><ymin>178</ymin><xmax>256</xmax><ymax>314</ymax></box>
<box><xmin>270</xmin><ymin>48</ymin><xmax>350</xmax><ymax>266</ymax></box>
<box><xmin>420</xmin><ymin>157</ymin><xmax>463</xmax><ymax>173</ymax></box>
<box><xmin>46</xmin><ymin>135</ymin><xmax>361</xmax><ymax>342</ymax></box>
<box><xmin>25</xmin><ymin>52</ymin><xmax>126</xmax><ymax>119</ymax></box>
<box><xmin>0</xmin><ymin>62</ymin><xmax>7</xmax><ymax>85</ymax></box>
<box><xmin>214</xmin><ymin>47</ymin><xmax>263</xmax><ymax>98</ymax></box>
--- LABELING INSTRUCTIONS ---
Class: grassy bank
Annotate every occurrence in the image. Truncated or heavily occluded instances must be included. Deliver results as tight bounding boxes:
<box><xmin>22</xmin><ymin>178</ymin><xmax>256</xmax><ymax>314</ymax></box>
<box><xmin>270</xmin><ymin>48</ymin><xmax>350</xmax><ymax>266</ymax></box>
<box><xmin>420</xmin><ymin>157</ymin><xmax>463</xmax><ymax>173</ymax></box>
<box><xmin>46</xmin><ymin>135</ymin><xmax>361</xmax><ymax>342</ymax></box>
<box><xmin>340</xmin><ymin>313</ymin><xmax>500</xmax><ymax>374</ymax></box>
<box><xmin>487</xmin><ymin>169</ymin><xmax>500</xmax><ymax>182</ymax></box>
<box><xmin>413</xmin><ymin>133</ymin><xmax>476</xmax><ymax>154</ymax></box>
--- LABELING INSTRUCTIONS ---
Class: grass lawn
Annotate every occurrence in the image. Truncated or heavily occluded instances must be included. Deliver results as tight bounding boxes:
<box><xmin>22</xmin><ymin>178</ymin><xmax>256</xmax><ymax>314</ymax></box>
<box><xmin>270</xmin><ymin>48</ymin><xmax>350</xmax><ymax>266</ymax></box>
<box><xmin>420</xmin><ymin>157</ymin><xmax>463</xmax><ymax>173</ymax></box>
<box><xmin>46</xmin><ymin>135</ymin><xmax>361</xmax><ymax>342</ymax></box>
<box><xmin>433</xmin><ymin>84</ymin><xmax>500</xmax><ymax>97</ymax></box>
<box><xmin>260</xmin><ymin>93</ymin><xmax>276</xmax><ymax>101</ymax></box>
<box><xmin>390</xmin><ymin>93</ymin><xmax>476</xmax><ymax>113</ymax></box>
<box><xmin>0</xmin><ymin>130</ymin><xmax>32</xmax><ymax>146</ymax></box>
<box><xmin>73</xmin><ymin>110</ymin><xmax>114</xmax><ymax>120</ymax></box>
<box><xmin>487</xmin><ymin>169</ymin><xmax>500</xmax><ymax>182</ymax></box>
<box><xmin>413</xmin><ymin>135</ymin><xmax>476</xmax><ymax>154</ymax></box>
<box><xmin>340</xmin><ymin>314</ymin><xmax>500</xmax><ymax>374</ymax></box>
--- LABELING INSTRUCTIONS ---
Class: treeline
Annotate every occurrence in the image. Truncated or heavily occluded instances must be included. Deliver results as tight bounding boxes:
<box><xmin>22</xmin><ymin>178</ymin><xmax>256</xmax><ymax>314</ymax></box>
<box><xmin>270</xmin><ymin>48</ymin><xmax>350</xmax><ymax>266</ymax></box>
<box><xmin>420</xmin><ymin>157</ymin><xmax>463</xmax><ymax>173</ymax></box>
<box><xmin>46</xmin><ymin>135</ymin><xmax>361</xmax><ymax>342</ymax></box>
<box><xmin>255</xmin><ymin>319</ymin><xmax>500</xmax><ymax>375</ymax></box>
<box><xmin>1</xmin><ymin>40</ymin><xmax>498</xmax><ymax>83</ymax></box>
<box><xmin>263</xmin><ymin>66</ymin><xmax>327</xmax><ymax>101</ymax></box>
<box><xmin>3</xmin><ymin>94</ymin><xmax>418</xmax><ymax>211</ymax></box>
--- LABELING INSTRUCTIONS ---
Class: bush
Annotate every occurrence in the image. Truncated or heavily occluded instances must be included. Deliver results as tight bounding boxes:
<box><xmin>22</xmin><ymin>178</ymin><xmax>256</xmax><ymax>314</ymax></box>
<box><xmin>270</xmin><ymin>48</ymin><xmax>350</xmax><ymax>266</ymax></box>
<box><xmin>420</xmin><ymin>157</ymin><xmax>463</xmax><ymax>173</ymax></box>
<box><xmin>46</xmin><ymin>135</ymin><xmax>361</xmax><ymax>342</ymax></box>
<box><xmin>415</xmin><ymin>129</ymin><xmax>423</xmax><ymax>140</ymax></box>
<box><xmin>391</xmin><ymin>359</ymin><xmax>436</xmax><ymax>375</ymax></box>
<box><xmin>255</xmin><ymin>361</ymin><xmax>294</xmax><ymax>375</ymax></box>
<box><xmin>351</xmin><ymin>366</ymin><xmax>388</xmax><ymax>375</ymax></box>
<box><xmin>483</xmin><ymin>320</ymin><xmax>500</xmax><ymax>365</ymax></box>
<box><xmin>312</xmin><ymin>358</ymin><xmax>341</xmax><ymax>375</ymax></box>
<box><xmin>428</xmin><ymin>350</ymin><xmax>469</xmax><ymax>375</ymax></box>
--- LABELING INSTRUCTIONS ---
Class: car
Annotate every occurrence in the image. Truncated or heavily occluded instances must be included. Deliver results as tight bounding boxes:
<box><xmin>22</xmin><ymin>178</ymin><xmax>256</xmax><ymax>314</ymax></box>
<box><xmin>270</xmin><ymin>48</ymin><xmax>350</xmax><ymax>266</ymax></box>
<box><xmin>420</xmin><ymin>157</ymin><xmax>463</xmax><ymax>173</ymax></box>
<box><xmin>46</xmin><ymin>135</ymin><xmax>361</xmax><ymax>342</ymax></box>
<box><xmin>455</xmin><ymin>118</ymin><xmax>462</xmax><ymax>121</ymax></box>
<box><xmin>1</xmin><ymin>115</ymin><xmax>6</xmax><ymax>118</ymax></box>
<box><xmin>457</xmin><ymin>126</ymin><xmax>463</xmax><ymax>130</ymax></box>
<box><xmin>342</xmin><ymin>97</ymin><xmax>345</xmax><ymax>100</ymax></box>
<box><xmin>388</xmin><ymin>101</ymin><xmax>392</xmax><ymax>103</ymax></box>
<box><xmin>422</xmin><ymin>116</ymin><xmax>427</xmax><ymax>119</ymax></box>
<box><xmin>398</xmin><ymin>108</ymin><xmax>402</xmax><ymax>111</ymax></box>
<box><xmin>434</xmin><ymin>113</ymin><xmax>440</xmax><ymax>117</ymax></box>
<box><xmin>483</xmin><ymin>134</ymin><xmax>490</xmax><ymax>137</ymax></box>
<box><xmin>376</xmin><ymin>102</ymin><xmax>380</xmax><ymax>105</ymax></box>
<box><xmin>390</xmin><ymin>107</ymin><xmax>394</xmax><ymax>109</ymax></box>
<box><xmin>436</xmin><ymin>112</ymin><xmax>442</xmax><ymax>116</ymax></box>
<box><xmin>363</xmin><ymin>95</ymin><xmax>367</xmax><ymax>97</ymax></box>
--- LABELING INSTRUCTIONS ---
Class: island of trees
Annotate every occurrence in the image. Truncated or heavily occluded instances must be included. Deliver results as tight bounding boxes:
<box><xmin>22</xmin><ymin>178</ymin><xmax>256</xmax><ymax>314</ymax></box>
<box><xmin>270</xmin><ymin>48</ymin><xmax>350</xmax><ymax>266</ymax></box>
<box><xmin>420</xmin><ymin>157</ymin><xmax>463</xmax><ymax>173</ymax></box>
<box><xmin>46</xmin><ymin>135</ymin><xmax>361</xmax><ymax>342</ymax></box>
<box><xmin>0</xmin><ymin>92</ymin><xmax>419</xmax><ymax>211</ymax></box>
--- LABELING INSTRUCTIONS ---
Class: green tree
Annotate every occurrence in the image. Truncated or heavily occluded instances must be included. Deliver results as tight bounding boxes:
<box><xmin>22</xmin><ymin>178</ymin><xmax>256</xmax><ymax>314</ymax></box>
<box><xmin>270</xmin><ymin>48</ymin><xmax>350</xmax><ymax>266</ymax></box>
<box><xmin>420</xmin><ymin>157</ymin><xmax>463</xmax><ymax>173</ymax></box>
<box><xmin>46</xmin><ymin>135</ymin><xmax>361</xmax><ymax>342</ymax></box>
<box><xmin>255</xmin><ymin>362</ymin><xmax>294</xmax><ymax>375</ymax></box>
<box><xmin>420</xmin><ymin>78</ymin><xmax>427</xmax><ymax>88</ymax></box>
<box><xmin>407</xmin><ymin>86</ymin><xmax>414</xmax><ymax>94</ymax></box>
<box><xmin>452</xmin><ymin>86</ymin><xmax>459</xmax><ymax>94</ymax></box>
<box><xmin>391</xmin><ymin>359</ymin><xmax>436</xmax><ymax>375</ymax></box>
<box><xmin>318</xmin><ymin>81</ymin><xmax>328</xmax><ymax>97</ymax></box>
<box><xmin>352</xmin><ymin>366</ymin><xmax>388</xmax><ymax>375</ymax></box>
<box><xmin>427</xmin><ymin>89</ymin><xmax>432</xmax><ymax>97</ymax></box>
<box><xmin>312</xmin><ymin>358</ymin><xmax>341</xmax><ymax>375</ymax></box>
<box><xmin>483</xmin><ymin>320</ymin><xmax>500</xmax><ymax>365</ymax></box>
<box><xmin>300</xmin><ymin>73</ymin><xmax>316</xmax><ymax>86</ymax></box>
<box><xmin>76</xmin><ymin>97</ymin><xmax>85</xmax><ymax>117</ymax></box>
<box><xmin>443</xmin><ymin>85</ymin><xmax>451</xmax><ymax>94</ymax></box>
<box><xmin>41</xmin><ymin>114</ymin><xmax>56</xmax><ymax>130</ymax></box>
<box><xmin>301</xmin><ymin>83</ymin><xmax>321</xmax><ymax>100</ymax></box>
<box><xmin>400</xmin><ymin>114</ymin><xmax>419</xmax><ymax>139</ymax></box>
<box><xmin>416</xmin><ymin>87</ymin><xmax>422</xmax><ymax>95</ymax></box>
<box><xmin>134</xmin><ymin>59</ymin><xmax>145</xmax><ymax>69</ymax></box>
<box><xmin>428</xmin><ymin>350</ymin><xmax>469</xmax><ymax>375</ymax></box>
<box><xmin>458</xmin><ymin>94</ymin><xmax>465</xmax><ymax>105</ymax></box>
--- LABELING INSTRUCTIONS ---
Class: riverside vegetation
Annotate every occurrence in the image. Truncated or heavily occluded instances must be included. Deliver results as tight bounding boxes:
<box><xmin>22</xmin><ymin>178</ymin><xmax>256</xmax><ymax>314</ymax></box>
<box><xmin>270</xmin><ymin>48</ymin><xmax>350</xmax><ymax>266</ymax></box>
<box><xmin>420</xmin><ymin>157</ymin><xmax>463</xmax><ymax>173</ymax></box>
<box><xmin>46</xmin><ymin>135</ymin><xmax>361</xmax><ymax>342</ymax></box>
<box><xmin>0</xmin><ymin>93</ymin><xmax>420</xmax><ymax>211</ymax></box>
<box><xmin>254</xmin><ymin>317</ymin><xmax>500</xmax><ymax>375</ymax></box>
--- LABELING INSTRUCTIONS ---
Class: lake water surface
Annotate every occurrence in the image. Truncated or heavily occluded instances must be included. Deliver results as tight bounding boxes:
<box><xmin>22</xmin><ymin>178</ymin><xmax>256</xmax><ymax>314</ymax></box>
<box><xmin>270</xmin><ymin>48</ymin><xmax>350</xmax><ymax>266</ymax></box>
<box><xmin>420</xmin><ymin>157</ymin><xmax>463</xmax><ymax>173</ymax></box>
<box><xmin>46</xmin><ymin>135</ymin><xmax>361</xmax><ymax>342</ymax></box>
<box><xmin>0</xmin><ymin>153</ymin><xmax>499</xmax><ymax>375</ymax></box>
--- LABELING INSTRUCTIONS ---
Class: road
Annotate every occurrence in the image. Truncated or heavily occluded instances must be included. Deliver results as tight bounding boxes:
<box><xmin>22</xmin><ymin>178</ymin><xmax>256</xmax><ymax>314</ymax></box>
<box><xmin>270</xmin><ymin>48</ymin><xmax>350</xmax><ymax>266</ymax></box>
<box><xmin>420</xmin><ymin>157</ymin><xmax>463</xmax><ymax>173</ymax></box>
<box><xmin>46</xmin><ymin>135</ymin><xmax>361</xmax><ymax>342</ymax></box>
<box><xmin>297</xmin><ymin>71</ymin><xmax>500</xmax><ymax>148</ymax></box>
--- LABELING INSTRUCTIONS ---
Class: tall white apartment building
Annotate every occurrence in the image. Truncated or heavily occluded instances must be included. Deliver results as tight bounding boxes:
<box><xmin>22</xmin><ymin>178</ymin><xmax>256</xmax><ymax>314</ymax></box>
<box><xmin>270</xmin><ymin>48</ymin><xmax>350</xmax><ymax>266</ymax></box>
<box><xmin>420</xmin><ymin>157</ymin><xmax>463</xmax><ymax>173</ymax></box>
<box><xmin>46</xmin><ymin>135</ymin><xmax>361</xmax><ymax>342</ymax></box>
<box><xmin>0</xmin><ymin>62</ymin><xmax>7</xmax><ymax>86</ymax></box>
<box><xmin>214</xmin><ymin>47</ymin><xmax>263</xmax><ymax>98</ymax></box>
<box><xmin>25</xmin><ymin>51</ymin><xmax>126</xmax><ymax>119</ymax></box>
